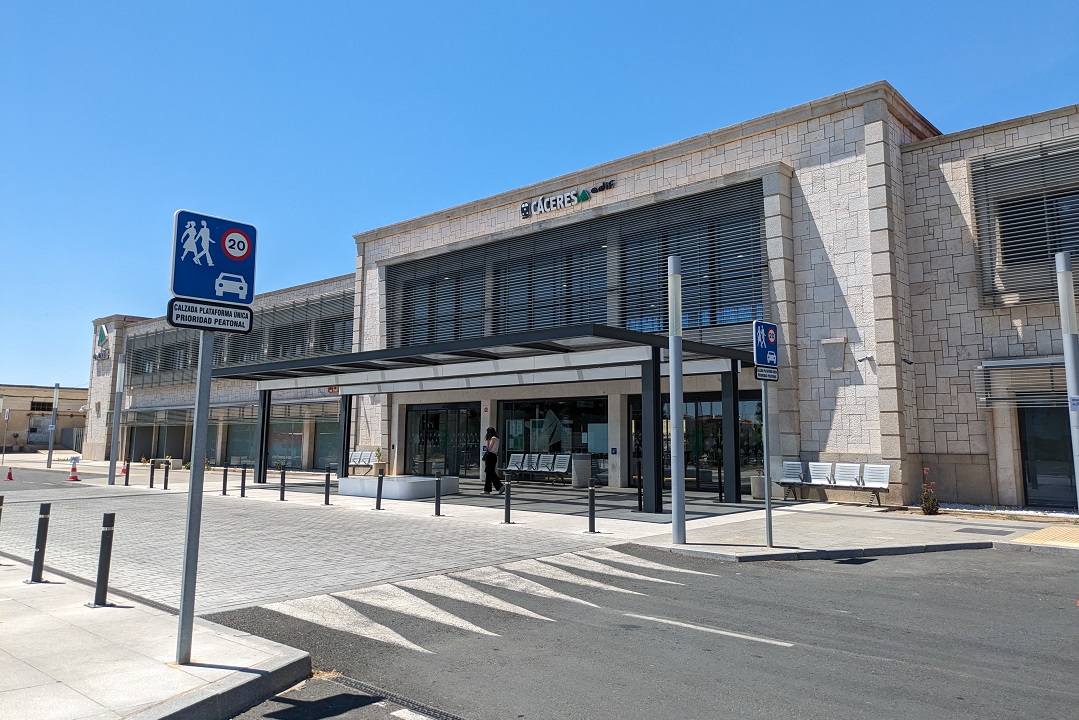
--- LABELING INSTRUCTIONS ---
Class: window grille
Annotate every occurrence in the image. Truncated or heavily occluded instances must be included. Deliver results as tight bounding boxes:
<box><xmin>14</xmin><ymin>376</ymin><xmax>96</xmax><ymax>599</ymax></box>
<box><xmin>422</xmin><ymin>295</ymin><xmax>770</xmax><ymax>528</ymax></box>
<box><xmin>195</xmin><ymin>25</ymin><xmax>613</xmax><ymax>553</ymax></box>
<box><xmin>385</xmin><ymin>180</ymin><xmax>766</xmax><ymax>348</ymax></box>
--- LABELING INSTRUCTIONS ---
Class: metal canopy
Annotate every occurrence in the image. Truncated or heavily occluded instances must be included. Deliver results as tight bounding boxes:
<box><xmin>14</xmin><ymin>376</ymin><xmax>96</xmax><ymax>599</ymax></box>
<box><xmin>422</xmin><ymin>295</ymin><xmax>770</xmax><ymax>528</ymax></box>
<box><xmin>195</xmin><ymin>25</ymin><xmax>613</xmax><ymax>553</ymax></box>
<box><xmin>212</xmin><ymin>323</ymin><xmax>754</xmax><ymax>383</ymax></box>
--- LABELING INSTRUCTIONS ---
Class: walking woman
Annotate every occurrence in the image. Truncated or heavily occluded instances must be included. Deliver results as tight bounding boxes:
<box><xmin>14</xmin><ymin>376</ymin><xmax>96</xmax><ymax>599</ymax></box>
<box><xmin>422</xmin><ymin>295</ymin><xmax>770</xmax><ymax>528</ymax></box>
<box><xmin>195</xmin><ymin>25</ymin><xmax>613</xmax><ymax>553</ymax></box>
<box><xmin>483</xmin><ymin>426</ymin><xmax>504</xmax><ymax>494</ymax></box>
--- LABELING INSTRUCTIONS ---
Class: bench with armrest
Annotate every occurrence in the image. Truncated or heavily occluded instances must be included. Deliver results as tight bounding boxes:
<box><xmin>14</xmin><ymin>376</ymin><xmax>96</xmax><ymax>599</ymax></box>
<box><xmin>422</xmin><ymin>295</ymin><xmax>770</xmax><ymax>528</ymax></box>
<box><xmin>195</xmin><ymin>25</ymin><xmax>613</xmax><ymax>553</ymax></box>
<box><xmin>348</xmin><ymin>451</ymin><xmax>375</xmax><ymax>475</ymax></box>
<box><xmin>779</xmin><ymin>461</ymin><xmax>804</xmax><ymax>500</ymax></box>
<box><xmin>803</xmin><ymin>461</ymin><xmax>890</xmax><ymax>505</ymax></box>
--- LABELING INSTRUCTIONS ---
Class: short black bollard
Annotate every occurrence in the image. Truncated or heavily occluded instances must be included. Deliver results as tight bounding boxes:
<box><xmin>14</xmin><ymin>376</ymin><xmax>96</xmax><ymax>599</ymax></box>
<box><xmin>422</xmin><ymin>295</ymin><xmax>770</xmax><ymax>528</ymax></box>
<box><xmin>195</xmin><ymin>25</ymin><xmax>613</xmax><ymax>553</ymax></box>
<box><xmin>434</xmin><ymin>473</ymin><xmax>442</xmax><ymax>517</ymax></box>
<box><xmin>240</xmin><ymin>465</ymin><xmax>247</xmax><ymax>497</ymax></box>
<box><xmin>123</xmin><ymin>461</ymin><xmax>129</xmax><ymax>487</ymax></box>
<box><xmin>279</xmin><ymin>466</ymin><xmax>286</xmax><ymax>501</ymax></box>
<box><xmin>29</xmin><ymin>502</ymin><xmax>51</xmax><ymax>583</ymax></box>
<box><xmin>635</xmin><ymin>458</ymin><xmax>643</xmax><ymax>513</ymax></box>
<box><xmin>222</xmin><ymin>465</ymin><xmax>229</xmax><ymax>496</ymax></box>
<box><xmin>149</xmin><ymin>463</ymin><xmax>155</xmax><ymax>489</ymax></box>
<box><xmin>163</xmin><ymin>463</ymin><xmax>169</xmax><ymax>490</ymax></box>
<box><xmin>375</xmin><ymin>469</ymin><xmax>384</xmax><ymax>510</ymax></box>
<box><xmin>502</xmin><ymin>482</ymin><xmax>512</xmax><ymax>524</ymax></box>
<box><xmin>0</xmin><ymin>495</ymin><xmax>4</xmax><ymax>528</ymax></box>
<box><xmin>324</xmin><ymin>467</ymin><xmax>332</xmax><ymax>506</ymax></box>
<box><xmin>587</xmin><ymin>481</ymin><xmax>598</xmax><ymax>534</ymax></box>
<box><xmin>88</xmin><ymin>513</ymin><xmax>116</xmax><ymax>607</ymax></box>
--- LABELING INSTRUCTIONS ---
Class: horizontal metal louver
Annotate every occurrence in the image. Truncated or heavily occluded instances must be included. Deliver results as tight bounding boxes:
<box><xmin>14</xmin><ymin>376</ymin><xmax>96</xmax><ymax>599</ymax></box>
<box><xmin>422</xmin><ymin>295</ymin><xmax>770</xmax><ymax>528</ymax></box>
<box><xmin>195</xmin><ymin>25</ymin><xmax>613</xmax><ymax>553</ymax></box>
<box><xmin>385</xmin><ymin>180</ymin><xmax>767</xmax><ymax>350</ymax></box>
<box><xmin>975</xmin><ymin>357</ymin><xmax>1068</xmax><ymax>408</ymax></box>
<box><xmin>972</xmin><ymin>136</ymin><xmax>1079</xmax><ymax>305</ymax></box>
<box><xmin>120</xmin><ymin>400</ymin><xmax>341</xmax><ymax>425</ymax></box>
<box><xmin>126</xmin><ymin>292</ymin><xmax>354</xmax><ymax>389</ymax></box>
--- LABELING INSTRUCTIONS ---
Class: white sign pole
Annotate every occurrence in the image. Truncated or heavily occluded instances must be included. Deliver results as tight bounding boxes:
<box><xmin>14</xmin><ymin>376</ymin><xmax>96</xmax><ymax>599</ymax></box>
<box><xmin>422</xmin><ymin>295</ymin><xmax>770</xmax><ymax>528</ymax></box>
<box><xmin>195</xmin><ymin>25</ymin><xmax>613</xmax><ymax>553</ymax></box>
<box><xmin>176</xmin><ymin>330</ymin><xmax>214</xmax><ymax>664</ymax></box>
<box><xmin>762</xmin><ymin>380</ymin><xmax>773</xmax><ymax>547</ymax></box>
<box><xmin>107</xmin><ymin>354</ymin><xmax>126</xmax><ymax>486</ymax></box>
<box><xmin>1055</xmin><ymin>252</ymin><xmax>1079</xmax><ymax>511</ymax></box>
<box><xmin>668</xmin><ymin>256</ymin><xmax>686</xmax><ymax>545</ymax></box>
<box><xmin>46</xmin><ymin>383</ymin><xmax>59</xmax><ymax>468</ymax></box>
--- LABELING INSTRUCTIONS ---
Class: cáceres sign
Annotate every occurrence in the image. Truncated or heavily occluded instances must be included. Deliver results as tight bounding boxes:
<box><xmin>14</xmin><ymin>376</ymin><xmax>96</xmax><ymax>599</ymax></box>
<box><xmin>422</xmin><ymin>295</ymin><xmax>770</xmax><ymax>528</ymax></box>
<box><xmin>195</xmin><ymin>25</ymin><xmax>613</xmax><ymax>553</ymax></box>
<box><xmin>520</xmin><ymin>179</ymin><xmax>615</xmax><ymax>219</ymax></box>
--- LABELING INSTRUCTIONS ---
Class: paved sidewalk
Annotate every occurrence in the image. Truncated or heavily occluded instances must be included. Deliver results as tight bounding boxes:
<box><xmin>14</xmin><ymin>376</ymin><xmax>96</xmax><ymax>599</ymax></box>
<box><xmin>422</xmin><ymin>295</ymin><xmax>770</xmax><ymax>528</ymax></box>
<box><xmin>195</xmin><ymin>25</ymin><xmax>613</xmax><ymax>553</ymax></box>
<box><xmin>2</xmin><ymin>455</ymin><xmax>1076</xmax><ymax>719</ymax></box>
<box><xmin>0</xmin><ymin>558</ymin><xmax>309</xmax><ymax>720</ymax></box>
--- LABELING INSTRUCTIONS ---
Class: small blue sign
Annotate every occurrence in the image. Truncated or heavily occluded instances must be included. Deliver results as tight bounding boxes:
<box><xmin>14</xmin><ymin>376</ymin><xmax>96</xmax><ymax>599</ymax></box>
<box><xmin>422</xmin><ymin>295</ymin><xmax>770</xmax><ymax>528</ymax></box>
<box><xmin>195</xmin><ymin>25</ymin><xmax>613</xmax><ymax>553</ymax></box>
<box><xmin>752</xmin><ymin>320</ymin><xmax>779</xmax><ymax>368</ymax></box>
<box><xmin>171</xmin><ymin>210</ymin><xmax>257</xmax><ymax>306</ymax></box>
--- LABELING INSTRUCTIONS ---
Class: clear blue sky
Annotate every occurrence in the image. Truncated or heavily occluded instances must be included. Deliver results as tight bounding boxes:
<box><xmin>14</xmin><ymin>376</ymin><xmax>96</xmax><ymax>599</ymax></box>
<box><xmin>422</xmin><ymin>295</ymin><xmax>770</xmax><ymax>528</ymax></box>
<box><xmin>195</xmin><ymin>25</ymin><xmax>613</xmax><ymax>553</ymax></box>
<box><xmin>1</xmin><ymin>1</ymin><xmax>1076</xmax><ymax>387</ymax></box>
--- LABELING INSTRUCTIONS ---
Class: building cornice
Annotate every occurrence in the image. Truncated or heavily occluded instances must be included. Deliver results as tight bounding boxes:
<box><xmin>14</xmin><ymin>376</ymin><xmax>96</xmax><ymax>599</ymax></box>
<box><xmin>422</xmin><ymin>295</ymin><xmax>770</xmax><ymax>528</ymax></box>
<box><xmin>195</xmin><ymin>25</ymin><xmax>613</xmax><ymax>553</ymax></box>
<box><xmin>354</xmin><ymin>81</ymin><xmax>938</xmax><ymax>245</ymax></box>
<box><xmin>901</xmin><ymin>103</ymin><xmax>1079</xmax><ymax>152</ymax></box>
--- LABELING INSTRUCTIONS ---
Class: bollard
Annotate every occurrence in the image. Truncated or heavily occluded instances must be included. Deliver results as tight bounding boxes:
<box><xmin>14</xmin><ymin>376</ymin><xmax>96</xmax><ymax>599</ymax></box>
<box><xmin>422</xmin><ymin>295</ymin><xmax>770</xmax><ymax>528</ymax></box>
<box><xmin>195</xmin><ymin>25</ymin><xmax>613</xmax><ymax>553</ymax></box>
<box><xmin>375</xmin><ymin>469</ymin><xmax>384</xmax><ymax>510</ymax></box>
<box><xmin>163</xmin><ymin>463</ymin><xmax>169</xmax><ymax>490</ymax></box>
<box><xmin>587</xmin><ymin>481</ymin><xmax>598</xmax><ymax>534</ymax></box>
<box><xmin>324</xmin><ymin>467</ymin><xmax>332</xmax><ymax>506</ymax></box>
<box><xmin>240</xmin><ymin>465</ymin><xmax>247</xmax><ymax>497</ymax></box>
<box><xmin>149</xmin><ymin>462</ymin><xmax>155</xmax><ymax>489</ymax></box>
<box><xmin>434</xmin><ymin>473</ymin><xmax>442</xmax><ymax>517</ymax></box>
<box><xmin>279</xmin><ymin>466</ymin><xmax>286</xmax><ymax>501</ymax></box>
<box><xmin>0</xmin><ymin>495</ymin><xmax>3</xmax><ymax>528</ymax></box>
<box><xmin>222</xmin><ymin>465</ymin><xmax>228</xmax><ymax>496</ymax></box>
<box><xmin>635</xmin><ymin>459</ymin><xmax>644</xmax><ymax>513</ymax></box>
<box><xmin>123</xmin><ymin>461</ymin><xmax>129</xmax><ymax>487</ymax></box>
<box><xmin>29</xmin><ymin>502</ymin><xmax>51</xmax><ymax>583</ymax></box>
<box><xmin>89</xmin><ymin>513</ymin><xmax>116</xmax><ymax>607</ymax></box>
<box><xmin>502</xmin><ymin>482</ymin><xmax>512</xmax><ymax>524</ymax></box>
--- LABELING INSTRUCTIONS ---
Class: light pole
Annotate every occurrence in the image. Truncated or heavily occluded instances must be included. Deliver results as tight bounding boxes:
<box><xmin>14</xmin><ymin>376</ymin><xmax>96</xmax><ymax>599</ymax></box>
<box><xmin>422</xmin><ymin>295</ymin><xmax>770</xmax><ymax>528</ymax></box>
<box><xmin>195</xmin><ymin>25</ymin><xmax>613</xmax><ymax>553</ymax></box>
<box><xmin>1055</xmin><ymin>252</ymin><xmax>1079</xmax><ymax>510</ymax></box>
<box><xmin>107</xmin><ymin>354</ymin><xmax>126</xmax><ymax>485</ymax></box>
<box><xmin>46</xmin><ymin>383</ymin><xmax>59</xmax><ymax>468</ymax></box>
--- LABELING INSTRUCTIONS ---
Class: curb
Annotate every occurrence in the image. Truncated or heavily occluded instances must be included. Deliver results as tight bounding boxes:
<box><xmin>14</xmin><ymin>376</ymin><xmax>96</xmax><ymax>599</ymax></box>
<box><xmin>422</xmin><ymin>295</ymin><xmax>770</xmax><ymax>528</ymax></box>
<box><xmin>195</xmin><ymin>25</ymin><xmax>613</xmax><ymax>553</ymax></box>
<box><xmin>655</xmin><ymin>541</ymin><xmax>995</xmax><ymax>563</ymax></box>
<box><xmin>993</xmin><ymin>540</ymin><xmax>1079</xmax><ymax>557</ymax></box>
<box><xmin>127</xmin><ymin>623</ymin><xmax>311</xmax><ymax>720</ymax></box>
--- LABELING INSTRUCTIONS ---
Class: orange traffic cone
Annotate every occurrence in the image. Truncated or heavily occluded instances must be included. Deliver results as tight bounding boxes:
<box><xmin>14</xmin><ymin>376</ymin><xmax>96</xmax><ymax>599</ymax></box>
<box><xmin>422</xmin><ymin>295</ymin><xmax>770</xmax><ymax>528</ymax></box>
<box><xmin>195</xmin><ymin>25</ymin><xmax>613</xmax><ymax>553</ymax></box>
<box><xmin>4</xmin><ymin>467</ymin><xmax>12</xmax><ymax>481</ymax></box>
<box><xmin>67</xmin><ymin>460</ymin><xmax>80</xmax><ymax>482</ymax></box>
<box><xmin>120</xmin><ymin>461</ymin><xmax>128</xmax><ymax>476</ymax></box>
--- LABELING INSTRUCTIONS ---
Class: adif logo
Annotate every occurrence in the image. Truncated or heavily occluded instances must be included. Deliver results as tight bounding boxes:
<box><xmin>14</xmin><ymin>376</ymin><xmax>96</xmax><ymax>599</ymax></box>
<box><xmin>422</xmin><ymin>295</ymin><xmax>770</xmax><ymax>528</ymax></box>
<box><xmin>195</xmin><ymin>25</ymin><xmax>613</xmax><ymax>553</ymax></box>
<box><xmin>520</xmin><ymin>179</ymin><xmax>615</xmax><ymax>219</ymax></box>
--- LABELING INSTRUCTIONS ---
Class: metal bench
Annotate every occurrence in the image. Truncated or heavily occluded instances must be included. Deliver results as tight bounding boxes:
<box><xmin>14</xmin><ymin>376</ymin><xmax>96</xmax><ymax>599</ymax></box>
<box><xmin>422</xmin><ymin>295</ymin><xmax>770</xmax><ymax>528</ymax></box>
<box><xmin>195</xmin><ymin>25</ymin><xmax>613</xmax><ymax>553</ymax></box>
<box><xmin>348</xmin><ymin>450</ymin><xmax>375</xmax><ymax>475</ymax></box>
<box><xmin>779</xmin><ymin>461</ymin><xmax>804</xmax><ymax>500</ymax></box>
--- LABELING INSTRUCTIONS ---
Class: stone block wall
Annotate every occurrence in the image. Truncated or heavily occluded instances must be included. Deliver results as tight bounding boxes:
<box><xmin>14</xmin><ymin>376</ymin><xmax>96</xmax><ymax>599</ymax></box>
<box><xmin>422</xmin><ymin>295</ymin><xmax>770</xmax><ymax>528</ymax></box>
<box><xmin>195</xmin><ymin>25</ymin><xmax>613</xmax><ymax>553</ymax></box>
<box><xmin>901</xmin><ymin>103</ymin><xmax>1079</xmax><ymax>504</ymax></box>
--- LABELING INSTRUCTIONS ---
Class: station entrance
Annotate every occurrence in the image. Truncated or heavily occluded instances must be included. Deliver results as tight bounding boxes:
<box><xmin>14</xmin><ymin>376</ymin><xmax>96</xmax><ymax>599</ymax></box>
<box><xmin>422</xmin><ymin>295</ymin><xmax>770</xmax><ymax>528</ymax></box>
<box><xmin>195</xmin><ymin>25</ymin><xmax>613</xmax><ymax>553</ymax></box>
<box><xmin>404</xmin><ymin>403</ymin><xmax>481</xmax><ymax>479</ymax></box>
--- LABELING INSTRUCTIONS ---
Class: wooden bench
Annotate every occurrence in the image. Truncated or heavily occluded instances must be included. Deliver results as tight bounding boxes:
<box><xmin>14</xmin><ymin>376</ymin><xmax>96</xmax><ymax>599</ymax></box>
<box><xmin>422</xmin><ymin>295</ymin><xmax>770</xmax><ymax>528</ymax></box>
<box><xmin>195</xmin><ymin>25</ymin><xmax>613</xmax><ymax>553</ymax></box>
<box><xmin>348</xmin><ymin>451</ymin><xmax>375</xmax><ymax>475</ymax></box>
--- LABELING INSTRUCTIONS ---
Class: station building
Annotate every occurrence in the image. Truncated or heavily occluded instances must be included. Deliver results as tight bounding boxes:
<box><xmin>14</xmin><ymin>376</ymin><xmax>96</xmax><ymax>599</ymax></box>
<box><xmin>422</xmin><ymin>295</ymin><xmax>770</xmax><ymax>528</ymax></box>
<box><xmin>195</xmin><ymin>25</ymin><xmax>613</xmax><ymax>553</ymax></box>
<box><xmin>85</xmin><ymin>81</ymin><xmax>1079</xmax><ymax>509</ymax></box>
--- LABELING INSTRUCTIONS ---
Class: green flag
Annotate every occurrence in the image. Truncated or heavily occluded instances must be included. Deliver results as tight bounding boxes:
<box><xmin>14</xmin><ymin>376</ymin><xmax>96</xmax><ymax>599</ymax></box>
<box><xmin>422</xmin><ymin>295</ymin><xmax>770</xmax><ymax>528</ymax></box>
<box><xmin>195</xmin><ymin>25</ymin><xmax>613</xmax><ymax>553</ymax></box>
<box><xmin>97</xmin><ymin>326</ymin><xmax>107</xmax><ymax>347</ymax></box>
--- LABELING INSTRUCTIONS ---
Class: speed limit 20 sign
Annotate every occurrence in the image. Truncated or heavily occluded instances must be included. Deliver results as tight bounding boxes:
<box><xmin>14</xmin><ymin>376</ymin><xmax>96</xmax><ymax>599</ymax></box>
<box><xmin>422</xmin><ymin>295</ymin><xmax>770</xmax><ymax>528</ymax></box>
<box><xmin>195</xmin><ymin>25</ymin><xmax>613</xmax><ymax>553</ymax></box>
<box><xmin>170</xmin><ymin>210</ymin><xmax>257</xmax><ymax>308</ymax></box>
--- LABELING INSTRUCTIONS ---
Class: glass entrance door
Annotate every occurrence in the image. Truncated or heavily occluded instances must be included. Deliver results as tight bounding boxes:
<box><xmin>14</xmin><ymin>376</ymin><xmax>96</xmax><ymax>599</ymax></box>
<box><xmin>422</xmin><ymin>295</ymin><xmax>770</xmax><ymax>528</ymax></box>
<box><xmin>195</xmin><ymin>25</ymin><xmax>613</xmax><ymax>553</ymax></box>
<box><xmin>405</xmin><ymin>403</ymin><xmax>481</xmax><ymax>477</ymax></box>
<box><xmin>1018</xmin><ymin>407</ymin><xmax>1076</xmax><ymax>508</ymax></box>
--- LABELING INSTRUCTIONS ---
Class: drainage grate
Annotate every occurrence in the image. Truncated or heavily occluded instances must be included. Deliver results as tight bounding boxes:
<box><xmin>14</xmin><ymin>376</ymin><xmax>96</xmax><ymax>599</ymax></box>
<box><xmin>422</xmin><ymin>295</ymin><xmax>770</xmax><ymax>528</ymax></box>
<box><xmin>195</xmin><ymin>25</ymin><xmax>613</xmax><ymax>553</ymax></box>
<box><xmin>955</xmin><ymin>527</ymin><xmax>1013</xmax><ymax>536</ymax></box>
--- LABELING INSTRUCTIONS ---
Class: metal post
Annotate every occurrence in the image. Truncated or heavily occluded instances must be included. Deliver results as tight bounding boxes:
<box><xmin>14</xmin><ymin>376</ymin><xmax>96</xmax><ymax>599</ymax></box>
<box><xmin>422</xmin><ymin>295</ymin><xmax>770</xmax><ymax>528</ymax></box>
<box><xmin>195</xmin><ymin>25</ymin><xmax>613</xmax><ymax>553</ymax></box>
<box><xmin>587</xmin><ymin>481</ymin><xmax>597</xmax><ymax>534</ymax></box>
<box><xmin>107</xmin><ymin>354</ymin><xmax>126</xmax><ymax>486</ymax></box>
<box><xmin>503</xmin><ymin>481</ymin><xmax>512</xmax><ymax>524</ymax></box>
<box><xmin>668</xmin><ymin>256</ymin><xmax>686</xmax><ymax>544</ymax></box>
<box><xmin>762</xmin><ymin>380</ymin><xmax>773</xmax><ymax>548</ymax></box>
<box><xmin>176</xmin><ymin>330</ymin><xmax>213</xmax><ymax>665</ymax></box>
<box><xmin>149</xmin><ymin>462</ymin><xmax>155</xmax><ymax>489</ymax></box>
<box><xmin>635</xmin><ymin>456</ymin><xmax>643</xmax><ymax>512</ymax></box>
<box><xmin>435</xmin><ymin>473</ymin><xmax>442</xmax><ymax>517</ymax></box>
<box><xmin>221</xmin><ymin>465</ymin><xmax>228</xmax><ymax>496</ymax></box>
<box><xmin>2</xmin><ymin>407</ymin><xmax>8</xmax><ymax>465</ymax></box>
<box><xmin>324</xmin><ymin>467</ymin><xmax>331</xmax><ymax>506</ymax></box>
<box><xmin>46</xmin><ymin>383</ymin><xmax>59</xmax><ymax>469</ymax></box>
<box><xmin>163</xmin><ymin>463</ymin><xmax>169</xmax><ymax>490</ymax></box>
<box><xmin>1056</xmin><ymin>252</ymin><xmax>1079</xmax><ymax>510</ymax></box>
<box><xmin>375</xmin><ymin>469</ymin><xmax>384</xmax><ymax>510</ymax></box>
<box><xmin>89</xmin><ymin>513</ymin><xmax>116</xmax><ymax>607</ymax></box>
<box><xmin>123</xmin><ymin>461</ymin><xmax>129</xmax><ymax>487</ymax></box>
<box><xmin>29</xmin><ymin>502</ymin><xmax>50</xmax><ymax>583</ymax></box>
<box><xmin>240</xmin><ymin>465</ymin><xmax>247</xmax><ymax>497</ymax></box>
<box><xmin>279</xmin><ymin>466</ymin><xmax>286</xmax><ymax>501</ymax></box>
<box><xmin>0</xmin><ymin>495</ymin><xmax>4</xmax><ymax>528</ymax></box>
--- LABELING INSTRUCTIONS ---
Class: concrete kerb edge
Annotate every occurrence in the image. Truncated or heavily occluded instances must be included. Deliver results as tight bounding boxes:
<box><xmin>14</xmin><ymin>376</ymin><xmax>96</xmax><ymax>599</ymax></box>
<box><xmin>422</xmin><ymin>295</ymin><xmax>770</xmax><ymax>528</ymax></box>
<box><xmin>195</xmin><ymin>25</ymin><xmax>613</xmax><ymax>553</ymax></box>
<box><xmin>993</xmin><ymin>540</ymin><xmax>1079</xmax><ymax>557</ymax></box>
<box><xmin>126</xmin><ymin>624</ymin><xmax>312</xmax><ymax>720</ymax></box>
<box><xmin>649</xmin><ymin>541</ymin><xmax>996</xmax><ymax>563</ymax></box>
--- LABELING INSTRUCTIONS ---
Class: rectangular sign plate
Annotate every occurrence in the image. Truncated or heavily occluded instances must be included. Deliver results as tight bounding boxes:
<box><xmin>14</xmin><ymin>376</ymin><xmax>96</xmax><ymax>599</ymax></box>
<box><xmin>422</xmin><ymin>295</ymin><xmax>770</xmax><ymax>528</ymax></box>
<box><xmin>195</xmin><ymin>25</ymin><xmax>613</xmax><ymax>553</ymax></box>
<box><xmin>167</xmin><ymin>297</ymin><xmax>253</xmax><ymax>334</ymax></box>
<box><xmin>755</xmin><ymin>366</ymin><xmax>779</xmax><ymax>382</ymax></box>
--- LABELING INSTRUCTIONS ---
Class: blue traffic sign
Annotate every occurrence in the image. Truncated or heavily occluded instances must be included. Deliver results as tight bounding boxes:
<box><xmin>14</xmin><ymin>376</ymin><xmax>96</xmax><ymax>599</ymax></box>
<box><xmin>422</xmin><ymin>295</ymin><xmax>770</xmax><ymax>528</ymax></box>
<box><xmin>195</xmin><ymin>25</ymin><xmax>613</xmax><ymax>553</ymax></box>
<box><xmin>171</xmin><ymin>210</ymin><xmax>257</xmax><ymax>306</ymax></box>
<box><xmin>752</xmin><ymin>320</ymin><xmax>779</xmax><ymax>368</ymax></box>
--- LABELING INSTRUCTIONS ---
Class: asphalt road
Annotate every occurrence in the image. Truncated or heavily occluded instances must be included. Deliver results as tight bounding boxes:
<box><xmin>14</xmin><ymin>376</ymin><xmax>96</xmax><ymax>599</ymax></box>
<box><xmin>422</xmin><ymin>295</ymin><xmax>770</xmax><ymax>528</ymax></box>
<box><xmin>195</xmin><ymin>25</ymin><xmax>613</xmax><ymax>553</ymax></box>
<box><xmin>212</xmin><ymin>545</ymin><xmax>1079</xmax><ymax>720</ymax></box>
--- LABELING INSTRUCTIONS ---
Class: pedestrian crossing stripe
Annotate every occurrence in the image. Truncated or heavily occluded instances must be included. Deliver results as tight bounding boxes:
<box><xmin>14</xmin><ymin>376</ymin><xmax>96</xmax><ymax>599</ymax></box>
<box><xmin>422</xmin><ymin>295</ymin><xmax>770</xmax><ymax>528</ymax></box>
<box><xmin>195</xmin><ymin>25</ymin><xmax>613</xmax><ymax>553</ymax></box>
<box><xmin>398</xmin><ymin>575</ymin><xmax>553</xmax><ymax>622</ymax></box>
<box><xmin>541</xmin><ymin>552</ymin><xmax>684</xmax><ymax>585</ymax></box>
<box><xmin>335</xmin><ymin>584</ymin><xmax>498</xmax><ymax>637</ymax></box>
<box><xmin>453</xmin><ymin>566</ymin><xmax>599</xmax><ymax>607</ymax></box>
<box><xmin>504</xmin><ymin>558</ymin><xmax>647</xmax><ymax>595</ymax></box>
<box><xmin>265</xmin><ymin>594</ymin><xmax>432</xmax><ymax>654</ymax></box>
<box><xmin>578</xmin><ymin>547</ymin><xmax>718</xmax><ymax>576</ymax></box>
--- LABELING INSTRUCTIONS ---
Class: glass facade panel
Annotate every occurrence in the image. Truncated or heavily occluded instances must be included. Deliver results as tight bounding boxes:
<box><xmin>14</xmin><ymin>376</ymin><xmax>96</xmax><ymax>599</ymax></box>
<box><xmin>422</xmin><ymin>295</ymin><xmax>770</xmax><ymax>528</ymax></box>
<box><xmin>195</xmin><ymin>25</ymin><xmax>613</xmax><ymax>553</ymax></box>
<box><xmin>1018</xmin><ymin>406</ymin><xmax>1077</xmax><ymax>508</ymax></box>
<box><xmin>313</xmin><ymin>421</ymin><xmax>340</xmax><ymax>471</ymax></box>
<box><xmin>499</xmin><ymin>397</ymin><xmax>609</xmax><ymax>482</ymax></box>
<box><xmin>404</xmin><ymin>403</ymin><xmax>481</xmax><ymax>477</ymax></box>
<box><xmin>268</xmin><ymin>421</ymin><xmax>303</xmax><ymax>469</ymax></box>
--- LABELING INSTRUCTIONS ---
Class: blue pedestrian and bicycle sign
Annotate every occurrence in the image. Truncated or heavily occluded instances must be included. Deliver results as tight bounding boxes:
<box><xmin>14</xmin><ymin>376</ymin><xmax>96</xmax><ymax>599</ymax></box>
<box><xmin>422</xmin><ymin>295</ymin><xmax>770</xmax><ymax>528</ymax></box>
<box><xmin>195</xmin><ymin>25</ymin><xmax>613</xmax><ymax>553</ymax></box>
<box><xmin>752</xmin><ymin>320</ymin><xmax>779</xmax><ymax>382</ymax></box>
<box><xmin>168</xmin><ymin>210</ymin><xmax>257</xmax><ymax>334</ymax></box>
